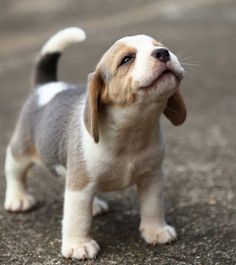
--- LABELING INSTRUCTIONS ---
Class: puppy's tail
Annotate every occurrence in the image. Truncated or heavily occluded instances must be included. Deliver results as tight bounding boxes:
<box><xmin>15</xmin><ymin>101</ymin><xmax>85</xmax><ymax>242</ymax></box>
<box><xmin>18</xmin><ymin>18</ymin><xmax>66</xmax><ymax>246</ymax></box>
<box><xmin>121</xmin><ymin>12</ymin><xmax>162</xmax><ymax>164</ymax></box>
<box><xmin>34</xmin><ymin>27</ymin><xmax>86</xmax><ymax>86</ymax></box>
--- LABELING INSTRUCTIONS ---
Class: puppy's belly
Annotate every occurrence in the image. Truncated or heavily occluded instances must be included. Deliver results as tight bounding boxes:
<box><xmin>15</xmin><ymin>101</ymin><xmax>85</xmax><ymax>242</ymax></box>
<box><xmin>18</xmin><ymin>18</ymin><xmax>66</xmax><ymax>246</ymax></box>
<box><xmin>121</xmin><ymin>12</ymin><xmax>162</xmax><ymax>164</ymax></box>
<box><xmin>90</xmin><ymin>153</ymin><xmax>162</xmax><ymax>192</ymax></box>
<box><xmin>98</xmin><ymin>175</ymin><xmax>133</xmax><ymax>192</ymax></box>
<box><xmin>97</xmin><ymin>163</ymin><xmax>135</xmax><ymax>192</ymax></box>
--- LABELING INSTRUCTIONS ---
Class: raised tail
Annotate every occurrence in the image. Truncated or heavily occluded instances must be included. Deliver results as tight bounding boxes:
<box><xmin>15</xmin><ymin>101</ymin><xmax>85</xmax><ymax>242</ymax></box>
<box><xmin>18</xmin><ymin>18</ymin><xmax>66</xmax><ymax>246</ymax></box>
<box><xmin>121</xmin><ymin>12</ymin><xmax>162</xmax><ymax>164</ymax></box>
<box><xmin>34</xmin><ymin>27</ymin><xmax>86</xmax><ymax>86</ymax></box>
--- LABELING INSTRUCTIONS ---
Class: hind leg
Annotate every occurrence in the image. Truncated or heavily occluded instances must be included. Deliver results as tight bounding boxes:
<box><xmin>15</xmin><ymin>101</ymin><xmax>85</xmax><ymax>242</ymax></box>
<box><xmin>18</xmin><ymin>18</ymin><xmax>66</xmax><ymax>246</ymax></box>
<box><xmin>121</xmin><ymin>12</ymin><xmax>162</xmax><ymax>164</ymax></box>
<box><xmin>4</xmin><ymin>145</ymin><xmax>36</xmax><ymax>212</ymax></box>
<box><xmin>92</xmin><ymin>196</ymin><xmax>109</xmax><ymax>216</ymax></box>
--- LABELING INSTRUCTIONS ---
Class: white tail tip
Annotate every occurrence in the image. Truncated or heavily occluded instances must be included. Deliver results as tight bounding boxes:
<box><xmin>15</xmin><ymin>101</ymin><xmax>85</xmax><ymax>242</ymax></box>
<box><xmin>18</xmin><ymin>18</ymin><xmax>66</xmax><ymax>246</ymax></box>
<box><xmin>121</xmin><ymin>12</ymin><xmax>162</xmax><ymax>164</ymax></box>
<box><xmin>41</xmin><ymin>27</ymin><xmax>86</xmax><ymax>55</ymax></box>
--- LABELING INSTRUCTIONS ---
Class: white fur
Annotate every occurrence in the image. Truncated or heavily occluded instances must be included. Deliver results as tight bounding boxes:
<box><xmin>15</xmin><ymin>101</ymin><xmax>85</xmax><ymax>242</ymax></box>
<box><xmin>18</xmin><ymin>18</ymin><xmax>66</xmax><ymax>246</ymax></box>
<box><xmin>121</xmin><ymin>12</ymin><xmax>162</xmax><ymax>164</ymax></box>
<box><xmin>81</xmin><ymin>104</ymin><xmax>131</xmax><ymax>167</ymax></box>
<box><xmin>168</xmin><ymin>51</ymin><xmax>185</xmax><ymax>78</ymax></box>
<box><xmin>140</xmin><ymin>224</ymin><xmax>177</xmax><ymax>245</ymax></box>
<box><xmin>80</xmin><ymin>102</ymin><xmax>165</xmax><ymax>192</ymax></box>
<box><xmin>79</xmin><ymin>102</ymin><xmax>109</xmax><ymax>182</ymax></box>
<box><xmin>4</xmin><ymin>147</ymin><xmax>35</xmax><ymax>211</ymax></box>
<box><xmin>36</xmin><ymin>82</ymin><xmax>68</xmax><ymax>107</ymax></box>
<box><xmin>80</xmin><ymin>109</ymin><xmax>135</xmax><ymax>192</ymax></box>
<box><xmin>81</xmin><ymin>125</ymin><xmax>107</xmax><ymax>180</ymax></box>
<box><xmin>54</xmin><ymin>164</ymin><xmax>66</xmax><ymax>177</ymax></box>
<box><xmin>62</xmin><ymin>188</ymin><xmax>100</xmax><ymax>259</ymax></box>
<box><xmin>137</xmin><ymin>168</ymin><xmax>177</xmax><ymax>245</ymax></box>
<box><xmin>118</xmin><ymin>35</ymin><xmax>184</xmax><ymax>89</ymax></box>
<box><xmin>41</xmin><ymin>27</ymin><xmax>86</xmax><ymax>55</ymax></box>
<box><xmin>119</xmin><ymin>35</ymin><xmax>156</xmax><ymax>87</ymax></box>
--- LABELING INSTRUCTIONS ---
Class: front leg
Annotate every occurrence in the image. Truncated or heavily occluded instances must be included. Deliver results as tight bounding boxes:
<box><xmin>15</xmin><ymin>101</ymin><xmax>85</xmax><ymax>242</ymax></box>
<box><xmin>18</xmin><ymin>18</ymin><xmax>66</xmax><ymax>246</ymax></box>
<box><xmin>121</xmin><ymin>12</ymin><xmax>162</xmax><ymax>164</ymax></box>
<box><xmin>62</xmin><ymin>179</ymin><xmax>100</xmax><ymax>260</ymax></box>
<box><xmin>137</xmin><ymin>169</ymin><xmax>177</xmax><ymax>245</ymax></box>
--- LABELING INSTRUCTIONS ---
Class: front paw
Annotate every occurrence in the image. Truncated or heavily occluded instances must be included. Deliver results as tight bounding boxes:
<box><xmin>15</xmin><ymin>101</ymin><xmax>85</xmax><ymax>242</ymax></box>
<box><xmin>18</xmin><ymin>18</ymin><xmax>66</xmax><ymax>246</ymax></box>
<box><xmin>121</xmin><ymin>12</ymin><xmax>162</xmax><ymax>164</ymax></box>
<box><xmin>62</xmin><ymin>238</ymin><xmax>100</xmax><ymax>260</ymax></box>
<box><xmin>4</xmin><ymin>192</ymin><xmax>36</xmax><ymax>212</ymax></box>
<box><xmin>140</xmin><ymin>224</ymin><xmax>177</xmax><ymax>245</ymax></box>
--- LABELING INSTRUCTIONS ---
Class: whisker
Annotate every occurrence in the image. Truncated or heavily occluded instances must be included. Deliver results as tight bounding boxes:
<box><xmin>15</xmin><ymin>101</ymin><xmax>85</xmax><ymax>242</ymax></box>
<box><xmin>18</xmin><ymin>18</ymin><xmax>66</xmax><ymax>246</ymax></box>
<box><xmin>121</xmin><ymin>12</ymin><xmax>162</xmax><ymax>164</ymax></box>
<box><xmin>179</xmin><ymin>56</ymin><xmax>194</xmax><ymax>62</ymax></box>
<box><xmin>181</xmin><ymin>62</ymin><xmax>203</xmax><ymax>68</ymax></box>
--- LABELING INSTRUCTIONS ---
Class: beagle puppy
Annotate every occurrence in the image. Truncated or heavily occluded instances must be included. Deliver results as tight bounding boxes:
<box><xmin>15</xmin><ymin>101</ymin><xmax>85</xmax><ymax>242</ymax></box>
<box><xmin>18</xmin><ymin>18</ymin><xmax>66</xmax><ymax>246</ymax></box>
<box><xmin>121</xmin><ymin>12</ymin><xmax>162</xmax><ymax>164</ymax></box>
<box><xmin>4</xmin><ymin>27</ymin><xmax>186</xmax><ymax>260</ymax></box>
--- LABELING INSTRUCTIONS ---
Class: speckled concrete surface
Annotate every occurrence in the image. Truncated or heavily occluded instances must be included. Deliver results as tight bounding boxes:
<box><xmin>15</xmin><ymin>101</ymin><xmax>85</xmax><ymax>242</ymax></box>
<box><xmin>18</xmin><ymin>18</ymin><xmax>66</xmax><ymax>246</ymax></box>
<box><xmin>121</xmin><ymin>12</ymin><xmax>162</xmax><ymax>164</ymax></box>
<box><xmin>0</xmin><ymin>0</ymin><xmax>235</xmax><ymax>264</ymax></box>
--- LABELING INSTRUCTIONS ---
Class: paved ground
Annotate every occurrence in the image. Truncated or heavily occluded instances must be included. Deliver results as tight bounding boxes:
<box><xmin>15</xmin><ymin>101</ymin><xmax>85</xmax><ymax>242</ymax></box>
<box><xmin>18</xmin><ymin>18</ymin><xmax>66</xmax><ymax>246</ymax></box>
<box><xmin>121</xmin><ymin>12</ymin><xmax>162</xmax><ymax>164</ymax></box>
<box><xmin>0</xmin><ymin>0</ymin><xmax>236</xmax><ymax>264</ymax></box>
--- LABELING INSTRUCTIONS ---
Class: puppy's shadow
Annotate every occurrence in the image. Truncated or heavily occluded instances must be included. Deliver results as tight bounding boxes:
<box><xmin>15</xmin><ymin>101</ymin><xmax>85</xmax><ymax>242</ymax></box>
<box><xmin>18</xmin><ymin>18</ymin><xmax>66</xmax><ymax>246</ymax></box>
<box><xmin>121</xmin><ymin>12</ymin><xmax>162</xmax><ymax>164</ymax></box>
<box><xmin>92</xmin><ymin>199</ymin><xmax>143</xmax><ymax>254</ymax></box>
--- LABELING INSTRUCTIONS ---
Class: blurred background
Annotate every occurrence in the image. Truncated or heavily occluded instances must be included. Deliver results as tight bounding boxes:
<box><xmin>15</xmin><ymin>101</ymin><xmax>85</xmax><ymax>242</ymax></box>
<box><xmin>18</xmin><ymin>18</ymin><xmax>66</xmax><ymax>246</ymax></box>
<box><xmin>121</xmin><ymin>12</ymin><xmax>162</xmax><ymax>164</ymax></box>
<box><xmin>0</xmin><ymin>0</ymin><xmax>235</xmax><ymax>264</ymax></box>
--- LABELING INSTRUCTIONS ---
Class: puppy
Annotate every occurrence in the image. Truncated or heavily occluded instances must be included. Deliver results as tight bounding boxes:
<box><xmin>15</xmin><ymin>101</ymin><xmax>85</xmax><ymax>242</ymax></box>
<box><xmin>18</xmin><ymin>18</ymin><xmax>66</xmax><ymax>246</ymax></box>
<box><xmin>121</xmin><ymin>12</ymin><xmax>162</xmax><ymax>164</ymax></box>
<box><xmin>4</xmin><ymin>27</ymin><xmax>186</xmax><ymax>260</ymax></box>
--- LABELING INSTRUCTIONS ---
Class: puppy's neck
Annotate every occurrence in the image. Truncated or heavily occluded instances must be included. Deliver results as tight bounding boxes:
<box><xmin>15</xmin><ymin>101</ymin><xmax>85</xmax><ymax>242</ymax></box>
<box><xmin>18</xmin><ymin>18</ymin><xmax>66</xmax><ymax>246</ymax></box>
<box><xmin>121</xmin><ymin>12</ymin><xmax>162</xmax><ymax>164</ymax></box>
<box><xmin>98</xmin><ymin>100</ymin><xmax>166</xmax><ymax>154</ymax></box>
<box><xmin>103</xmin><ymin>100</ymin><xmax>166</xmax><ymax>129</ymax></box>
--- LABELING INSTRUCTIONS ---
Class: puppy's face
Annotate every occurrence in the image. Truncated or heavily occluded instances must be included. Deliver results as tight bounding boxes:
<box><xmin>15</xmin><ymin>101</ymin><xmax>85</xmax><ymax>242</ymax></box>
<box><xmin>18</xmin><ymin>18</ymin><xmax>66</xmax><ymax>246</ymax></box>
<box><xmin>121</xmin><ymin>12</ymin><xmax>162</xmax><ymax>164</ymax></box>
<box><xmin>97</xmin><ymin>35</ymin><xmax>184</xmax><ymax>106</ymax></box>
<box><xmin>84</xmin><ymin>35</ymin><xmax>186</xmax><ymax>142</ymax></box>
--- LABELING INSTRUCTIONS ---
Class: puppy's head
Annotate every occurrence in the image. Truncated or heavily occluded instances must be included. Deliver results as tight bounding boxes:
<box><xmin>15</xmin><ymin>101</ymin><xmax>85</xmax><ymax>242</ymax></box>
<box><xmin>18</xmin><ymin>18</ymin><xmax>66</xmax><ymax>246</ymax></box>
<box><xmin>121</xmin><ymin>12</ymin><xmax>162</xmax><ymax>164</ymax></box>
<box><xmin>84</xmin><ymin>35</ymin><xmax>186</xmax><ymax>142</ymax></box>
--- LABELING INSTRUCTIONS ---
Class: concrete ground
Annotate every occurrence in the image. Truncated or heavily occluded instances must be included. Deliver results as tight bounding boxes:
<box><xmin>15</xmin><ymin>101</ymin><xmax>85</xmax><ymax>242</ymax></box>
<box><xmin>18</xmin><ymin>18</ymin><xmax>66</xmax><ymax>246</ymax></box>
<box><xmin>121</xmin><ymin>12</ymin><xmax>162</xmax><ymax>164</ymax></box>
<box><xmin>0</xmin><ymin>0</ymin><xmax>235</xmax><ymax>264</ymax></box>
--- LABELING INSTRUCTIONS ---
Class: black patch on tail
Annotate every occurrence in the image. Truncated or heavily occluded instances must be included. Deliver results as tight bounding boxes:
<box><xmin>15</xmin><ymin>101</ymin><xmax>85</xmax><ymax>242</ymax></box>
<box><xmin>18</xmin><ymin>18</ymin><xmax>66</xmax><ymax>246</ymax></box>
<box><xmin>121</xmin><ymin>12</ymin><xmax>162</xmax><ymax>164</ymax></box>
<box><xmin>34</xmin><ymin>52</ymin><xmax>61</xmax><ymax>85</ymax></box>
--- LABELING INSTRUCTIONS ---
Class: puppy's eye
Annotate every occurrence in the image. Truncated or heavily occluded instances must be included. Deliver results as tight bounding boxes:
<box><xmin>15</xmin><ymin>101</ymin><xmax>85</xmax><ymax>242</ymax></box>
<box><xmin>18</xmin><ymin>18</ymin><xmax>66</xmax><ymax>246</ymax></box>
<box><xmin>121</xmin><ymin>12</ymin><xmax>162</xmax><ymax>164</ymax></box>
<box><xmin>119</xmin><ymin>54</ymin><xmax>135</xmax><ymax>67</ymax></box>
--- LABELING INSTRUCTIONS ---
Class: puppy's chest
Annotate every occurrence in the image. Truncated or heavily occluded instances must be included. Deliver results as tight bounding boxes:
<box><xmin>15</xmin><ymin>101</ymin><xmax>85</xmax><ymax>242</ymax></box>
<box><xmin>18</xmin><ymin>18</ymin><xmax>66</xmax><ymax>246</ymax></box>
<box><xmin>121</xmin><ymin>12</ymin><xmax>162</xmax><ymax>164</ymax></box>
<box><xmin>84</xmin><ymin>140</ymin><xmax>164</xmax><ymax>191</ymax></box>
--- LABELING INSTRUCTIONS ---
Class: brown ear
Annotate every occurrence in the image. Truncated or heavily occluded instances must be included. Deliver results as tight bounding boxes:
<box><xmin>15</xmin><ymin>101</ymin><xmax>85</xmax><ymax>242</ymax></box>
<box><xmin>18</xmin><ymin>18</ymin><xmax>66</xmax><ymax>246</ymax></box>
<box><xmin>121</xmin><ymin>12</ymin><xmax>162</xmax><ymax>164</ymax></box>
<box><xmin>163</xmin><ymin>89</ymin><xmax>187</xmax><ymax>126</ymax></box>
<box><xmin>83</xmin><ymin>71</ymin><xmax>104</xmax><ymax>143</ymax></box>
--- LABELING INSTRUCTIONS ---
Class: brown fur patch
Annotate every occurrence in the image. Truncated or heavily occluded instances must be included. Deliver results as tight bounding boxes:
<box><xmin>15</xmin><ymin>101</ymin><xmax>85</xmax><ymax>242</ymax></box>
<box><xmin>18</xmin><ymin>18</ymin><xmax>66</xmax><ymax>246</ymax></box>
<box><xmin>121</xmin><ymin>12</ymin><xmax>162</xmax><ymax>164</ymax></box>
<box><xmin>7</xmin><ymin>144</ymin><xmax>33</xmax><ymax>183</ymax></box>
<box><xmin>10</xmin><ymin>138</ymin><xmax>35</xmax><ymax>161</ymax></box>
<box><xmin>84</xmin><ymin>70</ymin><xmax>106</xmax><ymax>143</ymax></box>
<box><xmin>66</xmin><ymin>170</ymin><xmax>90</xmax><ymax>191</ymax></box>
<box><xmin>11</xmin><ymin>138</ymin><xmax>41</xmax><ymax>164</ymax></box>
<box><xmin>9</xmin><ymin>117</ymin><xmax>37</xmax><ymax>162</ymax></box>
<box><xmin>66</xmin><ymin>114</ymin><xmax>91</xmax><ymax>191</ymax></box>
<box><xmin>98</xmin><ymin>43</ymin><xmax>138</xmax><ymax>107</ymax></box>
<box><xmin>163</xmin><ymin>89</ymin><xmax>187</xmax><ymax>126</ymax></box>
<box><xmin>66</xmin><ymin>154</ymin><xmax>91</xmax><ymax>191</ymax></box>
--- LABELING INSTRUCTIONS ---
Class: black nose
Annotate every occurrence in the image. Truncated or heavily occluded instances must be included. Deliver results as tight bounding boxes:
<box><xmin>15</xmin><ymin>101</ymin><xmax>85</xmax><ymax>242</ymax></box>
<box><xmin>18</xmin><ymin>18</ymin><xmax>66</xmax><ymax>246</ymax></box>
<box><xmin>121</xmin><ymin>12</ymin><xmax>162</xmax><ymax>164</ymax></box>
<box><xmin>151</xmin><ymin>48</ymin><xmax>170</xmax><ymax>63</ymax></box>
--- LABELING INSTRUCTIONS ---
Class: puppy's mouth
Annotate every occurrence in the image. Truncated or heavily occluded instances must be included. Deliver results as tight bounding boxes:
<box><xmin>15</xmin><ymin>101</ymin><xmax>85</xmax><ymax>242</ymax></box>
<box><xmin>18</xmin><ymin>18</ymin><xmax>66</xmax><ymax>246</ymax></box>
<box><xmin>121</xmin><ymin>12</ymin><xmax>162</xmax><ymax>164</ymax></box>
<box><xmin>140</xmin><ymin>69</ymin><xmax>183</xmax><ymax>90</ymax></box>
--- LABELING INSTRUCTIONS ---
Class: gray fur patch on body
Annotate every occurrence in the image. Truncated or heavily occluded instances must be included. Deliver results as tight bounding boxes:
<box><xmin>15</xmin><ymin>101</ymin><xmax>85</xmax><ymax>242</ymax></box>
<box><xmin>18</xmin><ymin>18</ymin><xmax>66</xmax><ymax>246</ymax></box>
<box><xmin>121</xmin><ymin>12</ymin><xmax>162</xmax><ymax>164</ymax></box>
<box><xmin>11</xmin><ymin>83</ymin><xmax>86</xmax><ymax>176</ymax></box>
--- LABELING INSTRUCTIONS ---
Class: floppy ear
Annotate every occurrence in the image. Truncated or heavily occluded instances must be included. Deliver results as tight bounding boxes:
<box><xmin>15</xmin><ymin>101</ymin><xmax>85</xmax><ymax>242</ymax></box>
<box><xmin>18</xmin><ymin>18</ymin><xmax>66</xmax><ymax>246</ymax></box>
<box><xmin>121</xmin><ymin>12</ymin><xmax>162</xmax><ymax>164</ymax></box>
<box><xmin>83</xmin><ymin>70</ymin><xmax>104</xmax><ymax>143</ymax></box>
<box><xmin>163</xmin><ymin>89</ymin><xmax>187</xmax><ymax>126</ymax></box>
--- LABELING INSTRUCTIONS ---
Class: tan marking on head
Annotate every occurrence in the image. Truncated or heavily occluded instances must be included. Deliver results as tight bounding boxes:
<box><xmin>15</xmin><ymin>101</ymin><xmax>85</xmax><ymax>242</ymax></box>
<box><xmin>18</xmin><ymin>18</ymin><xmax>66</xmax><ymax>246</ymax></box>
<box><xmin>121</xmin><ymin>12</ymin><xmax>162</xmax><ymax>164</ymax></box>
<box><xmin>98</xmin><ymin>42</ymin><xmax>138</xmax><ymax>107</ymax></box>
